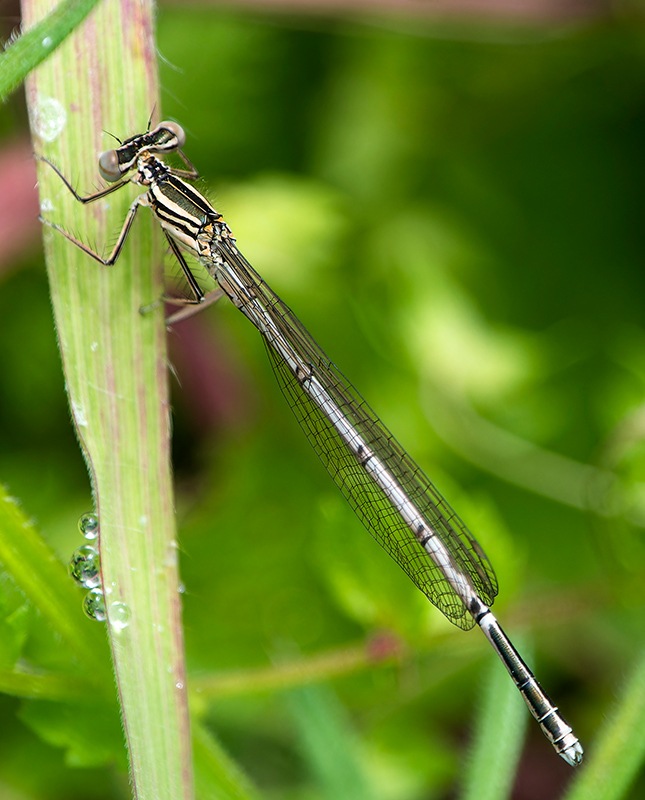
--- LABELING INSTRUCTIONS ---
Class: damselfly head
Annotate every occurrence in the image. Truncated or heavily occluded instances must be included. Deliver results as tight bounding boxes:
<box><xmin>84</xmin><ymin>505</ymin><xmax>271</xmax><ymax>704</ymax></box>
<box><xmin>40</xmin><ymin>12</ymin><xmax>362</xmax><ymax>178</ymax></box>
<box><xmin>97</xmin><ymin>121</ymin><xmax>186</xmax><ymax>182</ymax></box>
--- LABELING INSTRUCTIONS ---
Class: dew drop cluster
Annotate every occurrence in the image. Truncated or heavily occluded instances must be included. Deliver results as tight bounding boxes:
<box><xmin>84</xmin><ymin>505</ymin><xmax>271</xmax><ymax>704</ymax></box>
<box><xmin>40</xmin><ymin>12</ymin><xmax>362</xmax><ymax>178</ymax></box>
<box><xmin>68</xmin><ymin>512</ymin><xmax>105</xmax><ymax>621</ymax></box>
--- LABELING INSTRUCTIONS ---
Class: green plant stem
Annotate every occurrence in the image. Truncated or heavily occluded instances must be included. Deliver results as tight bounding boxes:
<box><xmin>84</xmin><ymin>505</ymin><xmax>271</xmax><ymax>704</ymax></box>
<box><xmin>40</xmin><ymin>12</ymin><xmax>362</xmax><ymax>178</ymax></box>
<box><xmin>23</xmin><ymin>0</ymin><xmax>193</xmax><ymax>797</ymax></box>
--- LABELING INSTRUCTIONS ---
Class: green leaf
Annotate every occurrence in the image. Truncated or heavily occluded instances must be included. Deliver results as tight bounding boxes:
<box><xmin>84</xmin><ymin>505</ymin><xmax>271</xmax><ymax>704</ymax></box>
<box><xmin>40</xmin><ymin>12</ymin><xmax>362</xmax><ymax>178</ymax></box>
<box><xmin>19</xmin><ymin>698</ymin><xmax>125</xmax><ymax>770</ymax></box>
<box><xmin>0</xmin><ymin>0</ymin><xmax>102</xmax><ymax>102</ymax></box>
<box><xmin>0</xmin><ymin>485</ymin><xmax>109</xmax><ymax>682</ymax></box>
<box><xmin>0</xmin><ymin>600</ymin><xmax>30</xmax><ymax>670</ymax></box>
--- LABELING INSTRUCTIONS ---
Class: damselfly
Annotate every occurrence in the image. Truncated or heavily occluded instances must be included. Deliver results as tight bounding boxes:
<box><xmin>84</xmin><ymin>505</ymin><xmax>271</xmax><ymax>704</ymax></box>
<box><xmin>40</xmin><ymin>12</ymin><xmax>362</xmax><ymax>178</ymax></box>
<box><xmin>39</xmin><ymin>121</ymin><xmax>583</xmax><ymax>767</ymax></box>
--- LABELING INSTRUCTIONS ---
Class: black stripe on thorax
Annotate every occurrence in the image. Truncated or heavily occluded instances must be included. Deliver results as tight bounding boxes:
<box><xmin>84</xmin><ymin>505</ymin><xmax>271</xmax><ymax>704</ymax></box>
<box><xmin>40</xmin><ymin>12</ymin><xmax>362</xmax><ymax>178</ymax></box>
<box><xmin>161</xmin><ymin>174</ymin><xmax>213</xmax><ymax>216</ymax></box>
<box><xmin>148</xmin><ymin>178</ymin><xmax>212</xmax><ymax>238</ymax></box>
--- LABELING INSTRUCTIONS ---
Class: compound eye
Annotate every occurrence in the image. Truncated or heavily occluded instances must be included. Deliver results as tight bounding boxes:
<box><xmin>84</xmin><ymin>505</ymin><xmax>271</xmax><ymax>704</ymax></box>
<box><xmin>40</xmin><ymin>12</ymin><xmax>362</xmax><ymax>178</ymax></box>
<box><xmin>98</xmin><ymin>149</ymin><xmax>122</xmax><ymax>182</ymax></box>
<box><xmin>157</xmin><ymin>120</ymin><xmax>185</xmax><ymax>149</ymax></box>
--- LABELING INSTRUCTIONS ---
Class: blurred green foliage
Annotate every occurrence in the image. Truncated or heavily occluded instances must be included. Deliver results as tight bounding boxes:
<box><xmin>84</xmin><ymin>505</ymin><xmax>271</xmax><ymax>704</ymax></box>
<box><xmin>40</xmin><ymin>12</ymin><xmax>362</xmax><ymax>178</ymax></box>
<box><xmin>1</xmin><ymin>4</ymin><xmax>645</xmax><ymax>799</ymax></box>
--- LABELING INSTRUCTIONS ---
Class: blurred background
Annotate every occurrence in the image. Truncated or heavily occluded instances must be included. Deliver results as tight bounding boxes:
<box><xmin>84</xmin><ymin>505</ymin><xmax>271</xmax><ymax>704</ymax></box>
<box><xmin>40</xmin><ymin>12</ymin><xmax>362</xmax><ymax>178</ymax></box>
<box><xmin>1</xmin><ymin>0</ymin><xmax>645</xmax><ymax>798</ymax></box>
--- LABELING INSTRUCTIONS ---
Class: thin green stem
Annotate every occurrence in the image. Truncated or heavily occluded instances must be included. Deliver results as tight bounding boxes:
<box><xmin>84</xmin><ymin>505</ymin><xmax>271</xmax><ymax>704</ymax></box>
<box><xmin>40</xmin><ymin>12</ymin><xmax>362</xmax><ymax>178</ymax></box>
<box><xmin>192</xmin><ymin>636</ymin><xmax>402</xmax><ymax>699</ymax></box>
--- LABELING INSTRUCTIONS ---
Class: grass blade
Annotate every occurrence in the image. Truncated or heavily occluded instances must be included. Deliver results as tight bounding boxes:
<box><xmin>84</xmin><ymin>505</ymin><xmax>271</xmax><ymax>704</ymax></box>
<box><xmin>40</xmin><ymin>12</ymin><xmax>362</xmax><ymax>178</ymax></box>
<box><xmin>1</xmin><ymin>0</ymin><xmax>101</xmax><ymax>102</ymax></box>
<box><xmin>564</xmin><ymin>648</ymin><xmax>645</xmax><ymax>800</ymax></box>
<box><xmin>459</xmin><ymin>646</ymin><xmax>528</xmax><ymax>800</ymax></box>
<box><xmin>285</xmin><ymin>682</ymin><xmax>375</xmax><ymax>800</ymax></box>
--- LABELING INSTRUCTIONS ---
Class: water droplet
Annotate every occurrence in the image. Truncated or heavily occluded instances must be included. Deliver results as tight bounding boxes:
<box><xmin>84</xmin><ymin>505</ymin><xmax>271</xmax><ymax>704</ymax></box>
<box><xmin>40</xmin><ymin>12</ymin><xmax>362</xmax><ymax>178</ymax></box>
<box><xmin>32</xmin><ymin>96</ymin><xmax>67</xmax><ymax>143</ymax></box>
<box><xmin>69</xmin><ymin>545</ymin><xmax>101</xmax><ymax>588</ymax></box>
<box><xmin>40</xmin><ymin>198</ymin><xmax>54</xmax><ymax>213</ymax></box>
<box><xmin>109</xmin><ymin>602</ymin><xmax>130</xmax><ymax>631</ymax></box>
<box><xmin>42</xmin><ymin>36</ymin><xmax>53</xmax><ymax>48</ymax></box>
<box><xmin>83</xmin><ymin>588</ymin><xmax>106</xmax><ymax>622</ymax></box>
<box><xmin>78</xmin><ymin>512</ymin><xmax>99</xmax><ymax>540</ymax></box>
<box><xmin>175</xmin><ymin>681</ymin><xmax>184</xmax><ymax>690</ymax></box>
